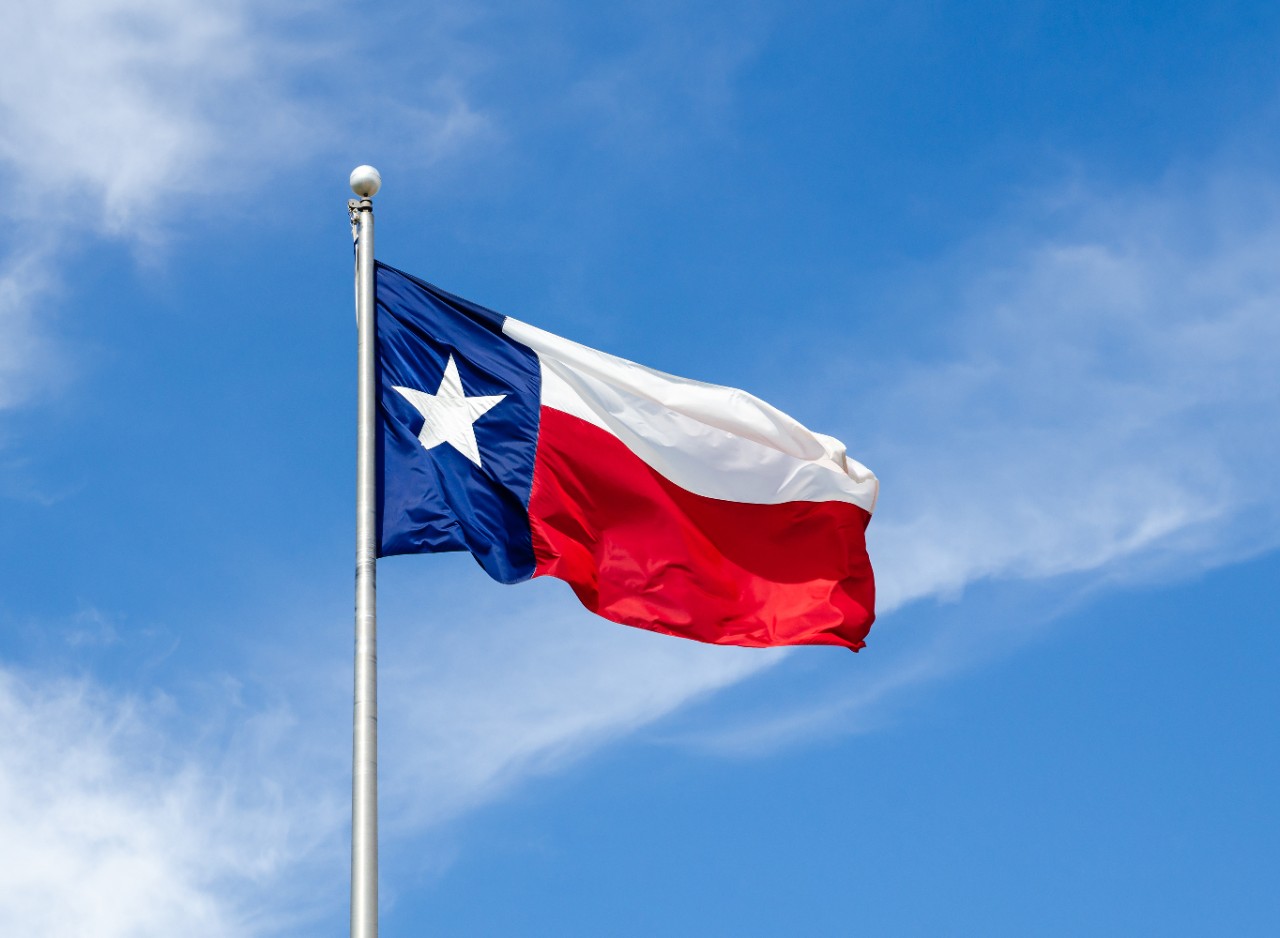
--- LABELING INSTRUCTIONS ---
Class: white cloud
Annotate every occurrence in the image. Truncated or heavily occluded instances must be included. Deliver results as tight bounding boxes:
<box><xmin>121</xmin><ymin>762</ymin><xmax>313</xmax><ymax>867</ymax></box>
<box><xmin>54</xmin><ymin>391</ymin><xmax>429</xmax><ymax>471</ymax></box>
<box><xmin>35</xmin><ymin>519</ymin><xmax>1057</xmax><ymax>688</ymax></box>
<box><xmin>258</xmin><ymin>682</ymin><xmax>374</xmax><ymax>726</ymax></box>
<box><xmin>866</xmin><ymin>171</ymin><xmax>1280</xmax><ymax>612</ymax></box>
<box><xmin>0</xmin><ymin>249</ymin><xmax>58</xmax><ymax>411</ymax></box>
<box><xmin>0</xmin><ymin>0</ymin><xmax>494</xmax><ymax>237</ymax></box>
<box><xmin>564</xmin><ymin>12</ymin><xmax>763</xmax><ymax>151</ymax></box>
<box><xmin>0</xmin><ymin>0</ymin><xmax>297</xmax><ymax>410</ymax></box>
<box><xmin>0</xmin><ymin>574</ymin><xmax>777</xmax><ymax>935</ymax></box>
<box><xmin>0</xmin><ymin>0</ymin><xmax>491</xmax><ymax>411</ymax></box>
<box><xmin>702</xmin><ymin>170</ymin><xmax>1280</xmax><ymax>754</ymax></box>
<box><xmin>3</xmin><ymin>0</ymin><xmax>293</xmax><ymax>233</ymax></box>
<box><xmin>0</xmin><ymin>665</ymin><xmax>348</xmax><ymax>937</ymax></box>
<box><xmin>374</xmin><ymin>573</ymin><xmax>780</xmax><ymax>829</ymax></box>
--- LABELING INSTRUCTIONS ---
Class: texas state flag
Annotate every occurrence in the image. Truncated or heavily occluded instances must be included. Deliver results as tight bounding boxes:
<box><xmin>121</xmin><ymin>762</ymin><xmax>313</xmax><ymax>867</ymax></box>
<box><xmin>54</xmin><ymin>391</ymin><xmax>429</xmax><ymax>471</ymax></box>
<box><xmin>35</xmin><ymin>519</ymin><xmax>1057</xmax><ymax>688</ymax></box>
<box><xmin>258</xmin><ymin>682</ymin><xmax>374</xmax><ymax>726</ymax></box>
<box><xmin>376</xmin><ymin>262</ymin><xmax>879</xmax><ymax>650</ymax></box>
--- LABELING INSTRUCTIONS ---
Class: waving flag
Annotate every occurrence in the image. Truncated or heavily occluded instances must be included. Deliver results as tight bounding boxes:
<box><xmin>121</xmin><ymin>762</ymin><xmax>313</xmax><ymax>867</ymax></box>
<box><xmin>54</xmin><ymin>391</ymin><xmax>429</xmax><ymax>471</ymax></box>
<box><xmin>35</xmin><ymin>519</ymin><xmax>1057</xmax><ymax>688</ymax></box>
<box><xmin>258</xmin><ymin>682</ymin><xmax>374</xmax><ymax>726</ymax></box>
<box><xmin>376</xmin><ymin>262</ymin><xmax>878</xmax><ymax>650</ymax></box>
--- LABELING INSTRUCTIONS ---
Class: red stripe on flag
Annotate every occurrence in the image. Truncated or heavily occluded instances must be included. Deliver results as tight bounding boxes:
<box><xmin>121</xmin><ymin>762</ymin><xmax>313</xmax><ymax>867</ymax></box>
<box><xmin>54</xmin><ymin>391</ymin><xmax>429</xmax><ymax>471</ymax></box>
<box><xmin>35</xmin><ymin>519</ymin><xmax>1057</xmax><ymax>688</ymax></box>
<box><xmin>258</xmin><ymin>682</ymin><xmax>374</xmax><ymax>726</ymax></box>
<box><xmin>527</xmin><ymin>407</ymin><xmax>875</xmax><ymax>650</ymax></box>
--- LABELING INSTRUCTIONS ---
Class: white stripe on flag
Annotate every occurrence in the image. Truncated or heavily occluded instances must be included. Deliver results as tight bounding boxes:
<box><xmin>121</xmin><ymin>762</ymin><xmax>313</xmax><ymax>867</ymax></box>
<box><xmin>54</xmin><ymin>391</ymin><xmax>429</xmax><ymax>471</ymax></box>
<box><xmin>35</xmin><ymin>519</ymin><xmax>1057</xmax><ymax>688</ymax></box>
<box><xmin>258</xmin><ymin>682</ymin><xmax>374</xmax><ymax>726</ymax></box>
<box><xmin>503</xmin><ymin>318</ymin><xmax>878</xmax><ymax>512</ymax></box>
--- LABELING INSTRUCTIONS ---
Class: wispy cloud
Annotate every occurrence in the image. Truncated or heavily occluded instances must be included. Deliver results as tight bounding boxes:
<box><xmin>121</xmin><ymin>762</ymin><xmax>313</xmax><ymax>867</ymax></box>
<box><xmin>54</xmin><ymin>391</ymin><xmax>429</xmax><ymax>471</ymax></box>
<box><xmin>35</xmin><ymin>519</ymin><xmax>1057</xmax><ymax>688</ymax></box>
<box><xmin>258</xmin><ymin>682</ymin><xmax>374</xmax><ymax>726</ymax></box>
<box><xmin>0</xmin><ymin>249</ymin><xmax>57</xmax><ymax>411</ymax></box>
<box><xmin>703</xmin><ymin>167</ymin><xmax>1280</xmax><ymax>754</ymax></box>
<box><xmin>867</xmin><ymin>169</ymin><xmax>1280</xmax><ymax>610</ymax></box>
<box><xmin>0</xmin><ymin>0</ymin><xmax>491</xmax><ymax>411</ymax></box>
<box><xmin>0</xmin><ymin>577</ymin><xmax>777</xmax><ymax>935</ymax></box>
<box><xmin>2</xmin><ymin>0</ymin><xmax>301</xmax><ymax>234</ymax></box>
<box><xmin>374</xmin><ymin>573</ymin><xmax>780</xmax><ymax>829</ymax></box>
<box><xmin>0</xmin><ymin>665</ymin><xmax>346</xmax><ymax>937</ymax></box>
<box><xmin>0</xmin><ymin>0</ymin><xmax>293</xmax><ymax>409</ymax></box>
<box><xmin>562</xmin><ymin>7</ymin><xmax>765</xmax><ymax>152</ymax></box>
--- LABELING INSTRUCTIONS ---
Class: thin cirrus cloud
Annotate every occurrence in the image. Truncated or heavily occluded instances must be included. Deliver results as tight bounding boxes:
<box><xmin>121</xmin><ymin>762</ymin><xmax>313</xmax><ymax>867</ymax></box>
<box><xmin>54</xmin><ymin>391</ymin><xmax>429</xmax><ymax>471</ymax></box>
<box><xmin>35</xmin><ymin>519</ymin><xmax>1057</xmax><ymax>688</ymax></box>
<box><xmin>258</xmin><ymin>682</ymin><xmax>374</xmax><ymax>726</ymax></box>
<box><xmin>0</xmin><ymin>0</ymin><xmax>489</xmax><ymax>237</ymax></box>
<box><xmin>0</xmin><ymin>0</ymin><xmax>304</xmax><ymax>233</ymax></box>
<box><xmin>0</xmin><ymin>0</ymin><xmax>293</xmax><ymax>411</ymax></box>
<box><xmin>0</xmin><ymin>0</ymin><xmax>488</xmax><ymax>413</ymax></box>
<box><xmin>699</xmin><ymin>169</ymin><xmax>1280</xmax><ymax>754</ymax></box>
<box><xmin>0</xmin><ymin>250</ymin><xmax>55</xmax><ymax>412</ymax></box>
<box><xmin>0</xmin><ymin>665</ymin><xmax>347</xmax><ymax>937</ymax></box>
<box><xmin>868</xmin><ymin>170</ymin><xmax>1280</xmax><ymax>612</ymax></box>
<box><xmin>373</xmin><ymin>571</ymin><xmax>780</xmax><ymax>831</ymax></box>
<box><xmin>0</xmin><ymin>583</ymin><xmax>776</xmax><ymax>935</ymax></box>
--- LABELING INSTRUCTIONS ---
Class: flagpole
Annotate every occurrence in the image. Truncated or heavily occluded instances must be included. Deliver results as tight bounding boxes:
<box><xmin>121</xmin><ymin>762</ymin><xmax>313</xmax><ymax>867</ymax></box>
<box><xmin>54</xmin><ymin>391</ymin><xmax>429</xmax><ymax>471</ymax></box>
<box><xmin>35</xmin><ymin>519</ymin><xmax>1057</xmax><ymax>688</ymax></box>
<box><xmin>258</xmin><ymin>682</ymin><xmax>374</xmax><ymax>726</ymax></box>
<box><xmin>349</xmin><ymin>165</ymin><xmax>382</xmax><ymax>938</ymax></box>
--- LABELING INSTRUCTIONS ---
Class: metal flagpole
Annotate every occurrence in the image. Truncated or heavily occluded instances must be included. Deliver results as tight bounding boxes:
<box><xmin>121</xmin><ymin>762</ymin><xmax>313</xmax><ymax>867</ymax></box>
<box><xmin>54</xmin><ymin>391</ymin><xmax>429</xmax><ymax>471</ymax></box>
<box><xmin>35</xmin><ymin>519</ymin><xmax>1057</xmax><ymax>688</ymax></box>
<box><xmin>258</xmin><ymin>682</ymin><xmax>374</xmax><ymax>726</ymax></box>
<box><xmin>349</xmin><ymin>165</ymin><xmax>382</xmax><ymax>938</ymax></box>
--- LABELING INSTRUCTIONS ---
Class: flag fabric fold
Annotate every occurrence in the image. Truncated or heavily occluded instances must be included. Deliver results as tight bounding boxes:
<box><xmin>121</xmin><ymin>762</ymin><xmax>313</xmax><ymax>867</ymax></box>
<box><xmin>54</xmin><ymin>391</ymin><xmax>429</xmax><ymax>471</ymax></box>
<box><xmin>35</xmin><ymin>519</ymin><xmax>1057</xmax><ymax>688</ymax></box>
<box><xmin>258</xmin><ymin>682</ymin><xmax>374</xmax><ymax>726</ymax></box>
<box><xmin>375</xmin><ymin>262</ymin><xmax>878</xmax><ymax>650</ymax></box>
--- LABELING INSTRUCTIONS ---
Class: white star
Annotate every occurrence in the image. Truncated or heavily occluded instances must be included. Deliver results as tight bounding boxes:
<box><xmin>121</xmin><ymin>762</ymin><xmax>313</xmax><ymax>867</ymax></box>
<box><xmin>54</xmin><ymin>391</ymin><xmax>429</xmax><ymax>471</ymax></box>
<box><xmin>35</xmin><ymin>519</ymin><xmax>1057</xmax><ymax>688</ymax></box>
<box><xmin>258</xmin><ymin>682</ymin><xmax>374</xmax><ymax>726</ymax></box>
<box><xmin>392</xmin><ymin>356</ymin><xmax>507</xmax><ymax>467</ymax></box>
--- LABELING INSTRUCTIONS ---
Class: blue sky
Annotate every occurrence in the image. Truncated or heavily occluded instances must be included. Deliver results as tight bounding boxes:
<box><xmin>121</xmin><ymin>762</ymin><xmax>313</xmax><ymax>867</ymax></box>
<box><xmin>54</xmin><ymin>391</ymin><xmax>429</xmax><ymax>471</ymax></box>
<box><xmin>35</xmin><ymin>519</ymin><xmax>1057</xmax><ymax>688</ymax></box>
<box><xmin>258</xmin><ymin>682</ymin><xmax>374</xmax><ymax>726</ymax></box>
<box><xmin>2</xmin><ymin>1</ymin><xmax>1279</xmax><ymax>934</ymax></box>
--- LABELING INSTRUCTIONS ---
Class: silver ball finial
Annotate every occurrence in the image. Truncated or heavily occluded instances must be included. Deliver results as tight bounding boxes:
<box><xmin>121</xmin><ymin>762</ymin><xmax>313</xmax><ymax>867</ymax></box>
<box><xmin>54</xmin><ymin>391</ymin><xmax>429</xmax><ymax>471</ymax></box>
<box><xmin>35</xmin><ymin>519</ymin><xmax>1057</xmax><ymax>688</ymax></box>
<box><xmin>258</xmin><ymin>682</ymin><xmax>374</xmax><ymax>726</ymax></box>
<box><xmin>349</xmin><ymin>165</ymin><xmax>382</xmax><ymax>198</ymax></box>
